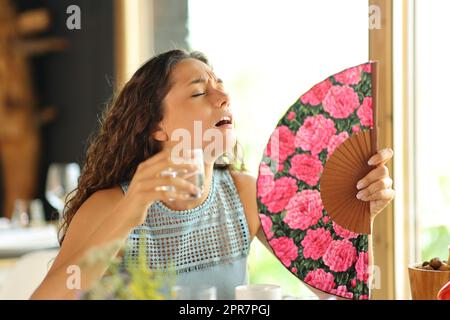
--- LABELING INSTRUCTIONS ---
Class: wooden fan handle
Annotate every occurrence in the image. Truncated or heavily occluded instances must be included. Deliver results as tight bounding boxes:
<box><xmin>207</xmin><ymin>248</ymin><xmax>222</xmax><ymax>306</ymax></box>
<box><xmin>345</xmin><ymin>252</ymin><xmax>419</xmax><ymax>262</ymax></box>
<box><xmin>370</xmin><ymin>61</ymin><xmax>379</xmax><ymax>155</ymax></box>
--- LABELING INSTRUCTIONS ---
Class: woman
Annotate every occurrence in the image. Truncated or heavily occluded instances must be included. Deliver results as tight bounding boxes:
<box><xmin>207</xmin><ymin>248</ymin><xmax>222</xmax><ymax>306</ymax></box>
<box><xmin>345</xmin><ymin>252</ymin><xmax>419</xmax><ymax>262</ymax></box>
<box><xmin>31</xmin><ymin>49</ymin><xmax>394</xmax><ymax>299</ymax></box>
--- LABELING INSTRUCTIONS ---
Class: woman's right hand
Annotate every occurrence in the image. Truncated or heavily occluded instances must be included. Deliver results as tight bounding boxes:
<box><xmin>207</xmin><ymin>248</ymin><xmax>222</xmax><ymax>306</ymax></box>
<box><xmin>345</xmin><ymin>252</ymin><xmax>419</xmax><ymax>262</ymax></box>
<box><xmin>118</xmin><ymin>149</ymin><xmax>200</xmax><ymax>227</ymax></box>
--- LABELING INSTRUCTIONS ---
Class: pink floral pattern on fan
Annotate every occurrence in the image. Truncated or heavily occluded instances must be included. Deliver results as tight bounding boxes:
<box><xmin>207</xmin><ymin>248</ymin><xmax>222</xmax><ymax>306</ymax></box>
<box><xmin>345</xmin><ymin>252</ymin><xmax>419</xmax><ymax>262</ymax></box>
<box><xmin>257</xmin><ymin>62</ymin><xmax>375</xmax><ymax>300</ymax></box>
<box><xmin>357</xmin><ymin>97</ymin><xmax>374</xmax><ymax>127</ymax></box>
<box><xmin>333</xmin><ymin>65</ymin><xmax>363</xmax><ymax>85</ymax></box>
<box><xmin>259</xmin><ymin>213</ymin><xmax>274</xmax><ymax>240</ymax></box>
<box><xmin>323</xmin><ymin>239</ymin><xmax>357</xmax><ymax>272</ymax></box>
<box><xmin>268</xmin><ymin>236</ymin><xmax>299</xmax><ymax>267</ymax></box>
<box><xmin>265</xmin><ymin>125</ymin><xmax>296</xmax><ymax>164</ymax></box>
<box><xmin>288</xmin><ymin>154</ymin><xmax>323</xmax><ymax>186</ymax></box>
<box><xmin>333</xmin><ymin>221</ymin><xmax>359</xmax><ymax>239</ymax></box>
<box><xmin>355</xmin><ymin>251</ymin><xmax>370</xmax><ymax>283</ymax></box>
<box><xmin>259</xmin><ymin>176</ymin><xmax>297</xmax><ymax>213</ymax></box>
<box><xmin>284</xmin><ymin>190</ymin><xmax>323</xmax><ymax>230</ymax></box>
<box><xmin>300</xmin><ymin>79</ymin><xmax>332</xmax><ymax>106</ymax></box>
<box><xmin>327</xmin><ymin>131</ymin><xmax>350</xmax><ymax>159</ymax></box>
<box><xmin>301</xmin><ymin>228</ymin><xmax>332</xmax><ymax>260</ymax></box>
<box><xmin>294</xmin><ymin>115</ymin><xmax>336</xmax><ymax>156</ymax></box>
<box><xmin>304</xmin><ymin>268</ymin><xmax>336</xmax><ymax>292</ymax></box>
<box><xmin>323</xmin><ymin>85</ymin><xmax>360</xmax><ymax>119</ymax></box>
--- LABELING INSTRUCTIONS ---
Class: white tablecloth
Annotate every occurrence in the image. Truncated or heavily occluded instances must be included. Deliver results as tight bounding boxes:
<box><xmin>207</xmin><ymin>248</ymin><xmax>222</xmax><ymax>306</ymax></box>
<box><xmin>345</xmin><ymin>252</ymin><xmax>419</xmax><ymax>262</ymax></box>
<box><xmin>0</xmin><ymin>225</ymin><xmax>60</xmax><ymax>258</ymax></box>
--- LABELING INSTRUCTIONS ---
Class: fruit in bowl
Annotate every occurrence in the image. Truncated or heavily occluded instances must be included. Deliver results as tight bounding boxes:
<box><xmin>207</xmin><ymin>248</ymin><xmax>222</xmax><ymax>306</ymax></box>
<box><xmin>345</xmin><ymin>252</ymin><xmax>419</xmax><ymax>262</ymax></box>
<box><xmin>409</xmin><ymin>246</ymin><xmax>450</xmax><ymax>300</ymax></box>
<box><xmin>420</xmin><ymin>257</ymin><xmax>449</xmax><ymax>271</ymax></box>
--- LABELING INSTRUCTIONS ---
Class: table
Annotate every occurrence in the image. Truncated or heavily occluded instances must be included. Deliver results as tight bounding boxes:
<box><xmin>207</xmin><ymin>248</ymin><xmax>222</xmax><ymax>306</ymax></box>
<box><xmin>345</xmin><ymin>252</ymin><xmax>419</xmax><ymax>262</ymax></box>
<box><xmin>0</xmin><ymin>223</ymin><xmax>59</xmax><ymax>295</ymax></box>
<box><xmin>0</xmin><ymin>258</ymin><xmax>18</xmax><ymax>291</ymax></box>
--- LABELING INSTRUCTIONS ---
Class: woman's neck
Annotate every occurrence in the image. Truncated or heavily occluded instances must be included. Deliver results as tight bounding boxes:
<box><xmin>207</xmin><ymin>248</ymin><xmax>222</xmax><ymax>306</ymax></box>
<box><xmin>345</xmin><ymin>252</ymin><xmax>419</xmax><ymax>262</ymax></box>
<box><xmin>161</xmin><ymin>162</ymin><xmax>214</xmax><ymax>211</ymax></box>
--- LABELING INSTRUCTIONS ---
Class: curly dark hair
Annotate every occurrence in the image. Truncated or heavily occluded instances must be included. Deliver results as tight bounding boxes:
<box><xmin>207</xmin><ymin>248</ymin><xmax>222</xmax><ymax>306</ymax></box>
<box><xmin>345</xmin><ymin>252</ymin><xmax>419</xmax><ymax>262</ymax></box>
<box><xmin>59</xmin><ymin>49</ymin><xmax>245</xmax><ymax>244</ymax></box>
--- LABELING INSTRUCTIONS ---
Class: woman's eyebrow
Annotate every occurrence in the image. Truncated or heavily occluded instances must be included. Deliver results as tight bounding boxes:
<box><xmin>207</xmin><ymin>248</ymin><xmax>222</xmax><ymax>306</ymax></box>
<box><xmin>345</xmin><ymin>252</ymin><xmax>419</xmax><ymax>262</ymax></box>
<box><xmin>187</xmin><ymin>76</ymin><xmax>223</xmax><ymax>86</ymax></box>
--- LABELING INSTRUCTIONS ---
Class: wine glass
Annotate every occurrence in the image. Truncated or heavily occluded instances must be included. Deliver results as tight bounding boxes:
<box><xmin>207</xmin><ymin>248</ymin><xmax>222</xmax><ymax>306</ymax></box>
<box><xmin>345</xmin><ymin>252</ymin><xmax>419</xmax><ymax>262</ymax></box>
<box><xmin>45</xmin><ymin>163</ymin><xmax>80</xmax><ymax>222</ymax></box>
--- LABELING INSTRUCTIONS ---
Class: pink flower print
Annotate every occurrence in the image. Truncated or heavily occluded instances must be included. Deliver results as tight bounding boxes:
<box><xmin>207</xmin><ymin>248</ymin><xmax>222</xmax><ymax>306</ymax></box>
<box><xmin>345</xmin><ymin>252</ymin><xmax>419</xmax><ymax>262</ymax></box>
<box><xmin>260</xmin><ymin>177</ymin><xmax>298</xmax><ymax>213</ymax></box>
<box><xmin>359</xmin><ymin>295</ymin><xmax>369</xmax><ymax>300</ymax></box>
<box><xmin>259</xmin><ymin>214</ymin><xmax>274</xmax><ymax>240</ymax></box>
<box><xmin>288</xmin><ymin>154</ymin><xmax>323</xmax><ymax>186</ymax></box>
<box><xmin>334</xmin><ymin>63</ymin><xmax>371</xmax><ymax>85</ymax></box>
<box><xmin>283</xmin><ymin>190</ymin><xmax>323</xmax><ymax>230</ymax></box>
<box><xmin>357</xmin><ymin>96</ymin><xmax>373</xmax><ymax>127</ymax></box>
<box><xmin>355</xmin><ymin>251</ymin><xmax>369</xmax><ymax>283</ymax></box>
<box><xmin>300</xmin><ymin>78</ymin><xmax>332</xmax><ymax>106</ymax></box>
<box><xmin>301</xmin><ymin>228</ymin><xmax>332</xmax><ymax>260</ymax></box>
<box><xmin>327</xmin><ymin>131</ymin><xmax>349</xmax><ymax>159</ymax></box>
<box><xmin>332</xmin><ymin>221</ymin><xmax>359</xmax><ymax>239</ymax></box>
<box><xmin>304</xmin><ymin>268</ymin><xmax>336</xmax><ymax>292</ymax></box>
<box><xmin>322</xmin><ymin>216</ymin><xmax>330</xmax><ymax>224</ymax></box>
<box><xmin>323</xmin><ymin>239</ymin><xmax>357</xmax><ymax>272</ymax></box>
<box><xmin>334</xmin><ymin>66</ymin><xmax>363</xmax><ymax>85</ymax></box>
<box><xmin>295</xmin><ymin>114</ymin><xmax>336</xmax><ymax>156</ymax></box>
<box><xmin>257</xmin><ymin>163</ymin><xmax>275</xmax><ymax>198</ymax></box>
<box><xmin>265</xmin><ymin>125</ymin><xmax>296</xmax><ymax>164</ymax></box>
<box><xmin>269</xmin><ymin>236</ymin><xmax>298</xmax><ymax>267</ymax></box>
<box><xmin>330</xmin><ymin>285</ymin><xmax>354</xmax><ymax>299</ymax></box>
<box><xmin>361</xmin><ymin>63</ymin><xmax>372</xmax><ymax>73</ymax></box>
<box><xmin>291</xmin><ymin>267</ymin><xmax>297</xmax><ymax>273</ymax></box>
<box><xmin>350</xmin><ymin>278</ymin><xmax>357</xmax><ymax>288</ymax></box>
<box><xmin>287</xmin><ymin>111</ymin><xmax>296</xmax><ymax>121</ymax></box>
<box><xmin>323</xmin><ymin>85</ymin><xmax>360</xmax><ymax>119</ymax></box>
<box><xmin>352</xmin><ymin>125</ymin><xmax>361</xmax><ymax>133</ymax></box>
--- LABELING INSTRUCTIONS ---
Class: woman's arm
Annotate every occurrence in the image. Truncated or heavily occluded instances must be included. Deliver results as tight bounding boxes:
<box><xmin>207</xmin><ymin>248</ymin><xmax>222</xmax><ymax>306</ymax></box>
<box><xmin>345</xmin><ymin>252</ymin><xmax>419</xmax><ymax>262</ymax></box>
<box><xmin>30</xmin><ymin>188</ymin><xmax>134</xmax><ymax>299</ymax></box>
<box><xmin>31</xmin><ymin>149</ymin><xmax>200</xmax><ymax>300</ymax></box>
<box><xmin>230</xmin><ymin>171</ymin><xmax>260</xmax><ymax>240</ymax></box>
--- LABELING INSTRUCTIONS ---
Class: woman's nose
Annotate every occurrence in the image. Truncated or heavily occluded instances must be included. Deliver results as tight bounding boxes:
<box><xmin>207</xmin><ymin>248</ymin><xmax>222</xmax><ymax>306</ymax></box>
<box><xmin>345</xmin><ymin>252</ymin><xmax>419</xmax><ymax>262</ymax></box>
<box><xmin>212</xmin><ymin>89</ymin><xmax>230</xmax><ymax>109</ymax></box>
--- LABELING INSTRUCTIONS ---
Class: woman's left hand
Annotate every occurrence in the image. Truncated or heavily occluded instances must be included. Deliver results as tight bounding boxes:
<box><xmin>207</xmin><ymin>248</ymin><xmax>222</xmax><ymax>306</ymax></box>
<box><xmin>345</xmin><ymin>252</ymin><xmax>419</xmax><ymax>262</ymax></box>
<box><xmin>355</xmin><ymin>148</ymin><xmax>395</xmax><ymax>220</ymax></box>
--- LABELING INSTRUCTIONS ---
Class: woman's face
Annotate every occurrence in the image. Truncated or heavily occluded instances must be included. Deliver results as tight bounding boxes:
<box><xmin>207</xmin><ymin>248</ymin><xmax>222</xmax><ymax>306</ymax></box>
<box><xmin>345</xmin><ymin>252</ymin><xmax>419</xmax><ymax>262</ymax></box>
<box><xmin>157</xmin><ymin>58</ymin><xmax>235</xmax><ymax>163</ymax></box>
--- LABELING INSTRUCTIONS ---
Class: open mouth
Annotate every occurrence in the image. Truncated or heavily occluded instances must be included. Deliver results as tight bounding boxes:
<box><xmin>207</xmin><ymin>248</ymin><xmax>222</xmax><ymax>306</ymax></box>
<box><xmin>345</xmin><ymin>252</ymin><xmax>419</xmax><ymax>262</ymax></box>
<box><xmin>214</xmin><ymin>116</ymin><xmax>233</xmax><ymax>127</ymax></box>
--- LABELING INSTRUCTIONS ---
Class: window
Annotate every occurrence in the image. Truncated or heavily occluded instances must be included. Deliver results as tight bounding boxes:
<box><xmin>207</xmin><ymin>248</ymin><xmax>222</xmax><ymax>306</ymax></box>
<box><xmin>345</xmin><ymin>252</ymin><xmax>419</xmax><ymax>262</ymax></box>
<box><xmin>415</xmin><ymin>0</ymin><xmax>450</xmax><ymax>261</ymax></box>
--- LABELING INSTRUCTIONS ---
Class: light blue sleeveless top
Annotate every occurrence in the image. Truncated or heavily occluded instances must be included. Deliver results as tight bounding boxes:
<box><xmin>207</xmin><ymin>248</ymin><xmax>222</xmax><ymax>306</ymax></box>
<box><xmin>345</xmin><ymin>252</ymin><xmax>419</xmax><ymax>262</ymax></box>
<box><xmin>119</xmin><ymin>168</ymin><xmax>251</xmax><ymax>299</ymax></box>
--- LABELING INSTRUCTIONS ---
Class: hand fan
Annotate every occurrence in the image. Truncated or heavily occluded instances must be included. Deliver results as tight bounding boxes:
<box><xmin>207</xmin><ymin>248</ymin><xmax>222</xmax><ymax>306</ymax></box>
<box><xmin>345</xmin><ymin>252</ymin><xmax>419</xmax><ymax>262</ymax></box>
<box><xmin>257</xmin><ymin>62</ymin><xmax>378</xmax><ymax>300</ymax></box>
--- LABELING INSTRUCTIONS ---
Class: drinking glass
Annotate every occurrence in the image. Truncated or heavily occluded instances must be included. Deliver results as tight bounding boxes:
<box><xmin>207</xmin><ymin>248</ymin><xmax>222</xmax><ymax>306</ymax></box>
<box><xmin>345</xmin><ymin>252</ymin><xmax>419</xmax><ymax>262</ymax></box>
<box><xmin>29</xmin><ymin>199</ymin><xmax>46</xmax><ymax>227</ymax></box>
<box><xmin>45</xmin><ymin>163</ymin><xmax>80</xmax><ymax>221</ymax></box>
<box><xmin>11</xmin><ymin>199</ymin><xmax>30</xmax><ymax>228</ymax></box>
<box><xmin>10</xmin><ymin>199</ymin><xmax>45</xmax><ymax>228</ymax></box>
<box><xmin>160</xmin><ymin>149</ymin><xmax>205</xmax><ymax>200</ymax></box>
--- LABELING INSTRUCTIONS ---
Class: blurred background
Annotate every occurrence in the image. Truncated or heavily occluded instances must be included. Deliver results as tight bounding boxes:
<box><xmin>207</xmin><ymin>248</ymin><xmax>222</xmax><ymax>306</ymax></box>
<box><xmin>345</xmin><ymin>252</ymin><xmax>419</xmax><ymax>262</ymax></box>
<box><xmin>0</xmin><ymin>0</ymin><xmax>448</xmax><ymax>300</ymax></box>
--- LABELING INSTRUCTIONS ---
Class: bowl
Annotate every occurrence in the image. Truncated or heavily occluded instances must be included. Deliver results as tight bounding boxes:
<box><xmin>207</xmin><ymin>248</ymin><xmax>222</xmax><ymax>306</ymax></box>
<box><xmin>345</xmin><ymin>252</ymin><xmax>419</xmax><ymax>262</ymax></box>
<box><xmin>408</xmin><ymin>263</ymin><xmax>450</xmax><ymax>300</ymax></box>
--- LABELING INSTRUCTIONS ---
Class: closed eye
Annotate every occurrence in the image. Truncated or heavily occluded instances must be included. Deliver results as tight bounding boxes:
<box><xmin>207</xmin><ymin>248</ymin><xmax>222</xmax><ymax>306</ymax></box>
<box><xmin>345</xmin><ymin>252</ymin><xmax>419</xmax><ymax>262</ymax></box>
<box><xmin>192</xmin><ymin>93</ymin><xmax>205</xmax><ymax>97</ymax></box>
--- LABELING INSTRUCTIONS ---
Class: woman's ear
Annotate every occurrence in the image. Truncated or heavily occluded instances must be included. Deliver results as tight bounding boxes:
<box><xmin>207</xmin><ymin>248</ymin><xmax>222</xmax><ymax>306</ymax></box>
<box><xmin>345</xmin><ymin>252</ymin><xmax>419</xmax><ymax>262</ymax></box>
<box><xmin>152</xmin><ymin>126</ymin><xmax>169</xmax><ymax>142</ymax></box>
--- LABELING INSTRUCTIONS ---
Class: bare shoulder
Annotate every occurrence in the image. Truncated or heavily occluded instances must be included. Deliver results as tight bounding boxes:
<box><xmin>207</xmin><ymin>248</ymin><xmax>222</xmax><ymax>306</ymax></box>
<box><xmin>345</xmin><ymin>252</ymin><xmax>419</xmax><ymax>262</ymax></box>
<box><xmin>64</xmin><ymin>187</ymin><xmax>124</xmax><ymax>230</ymax></box>
<box><xmin>229</xmin><ymin>170</ymin><xmax>259</xmax><ymax>239</ymax></box>
<box><xmin>77</xmin><ymin>187</ymin><xmax>124</xmax><ymax>215</ymax></box>
<box><xmin>63</xmin><ymin>186</ymin><xmax>124</xmax><ymax>238</ymax></box>
<box><xmin>50</xmin><ymin>186</ymin><xmax>124</xmax><ymax>271</ymax></box>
